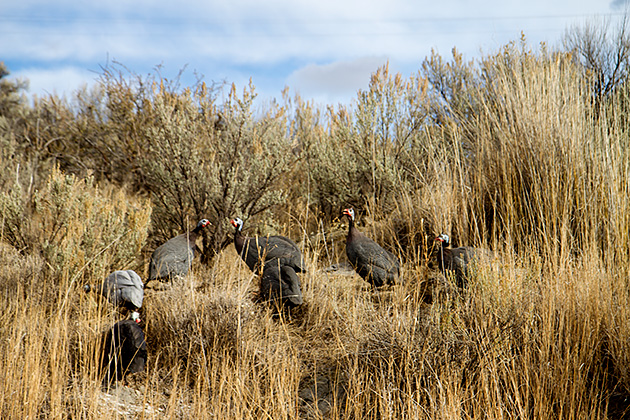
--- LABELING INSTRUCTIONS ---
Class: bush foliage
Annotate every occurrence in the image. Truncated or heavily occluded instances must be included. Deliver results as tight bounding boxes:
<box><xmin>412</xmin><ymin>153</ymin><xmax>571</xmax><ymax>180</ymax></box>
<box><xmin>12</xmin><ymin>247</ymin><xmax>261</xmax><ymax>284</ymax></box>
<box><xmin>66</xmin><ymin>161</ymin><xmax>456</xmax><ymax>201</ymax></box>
<box><xmin>0</xmin><ymin>165</ymin><xmax>151</xmax><ymax>282</ymax></box>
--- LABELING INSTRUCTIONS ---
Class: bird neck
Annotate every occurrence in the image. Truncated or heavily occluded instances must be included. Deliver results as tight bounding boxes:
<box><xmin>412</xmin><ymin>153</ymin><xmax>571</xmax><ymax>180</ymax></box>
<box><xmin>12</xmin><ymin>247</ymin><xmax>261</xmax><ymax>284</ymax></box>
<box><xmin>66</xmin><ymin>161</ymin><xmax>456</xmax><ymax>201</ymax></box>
<box><xmin>347</xmin><ymin>218</ymin><xmax>359</xmax><ymax>240</ymax></box>
<box><xmin>436</xmin><ymin>245</ymin><xmax>451</xmax><ymax>269</ymax></box>
<box><xmin>234</xmin><ymin>229</ymin><xmax>245</xmax><ymax>253</ymax></box>
<box><xmin>186</xmin><ymin>228</ymin><xmax>200</xmax><ymax>244</ymax></box>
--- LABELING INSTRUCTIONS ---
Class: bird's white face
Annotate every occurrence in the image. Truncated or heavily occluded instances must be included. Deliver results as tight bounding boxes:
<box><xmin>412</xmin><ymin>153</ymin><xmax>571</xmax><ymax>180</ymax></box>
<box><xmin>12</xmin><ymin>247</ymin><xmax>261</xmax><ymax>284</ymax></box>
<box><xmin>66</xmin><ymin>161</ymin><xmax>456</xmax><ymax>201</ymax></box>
<box><xmin>231</xmin><ymin>218</ymin><xmax>244</xmax><ymax>231</ymax></box>
<box><xmin>131</xmin><ymin>311</ymin><xmax>141</xmax><ymax>323</ymax></box>
<box><xmin>435</xmin><ymin>233</ymin><xmax>450</xmax><ymax>245</ymax></box>
<box><xmin>199</xmin><ymin>219</ymin><xmax>211</xmax><ymax>228</ymax></box>
<box><xmin>342</xmin><ymin>208</ymin><xmax>355</xmax><ymax>221</ymax></box>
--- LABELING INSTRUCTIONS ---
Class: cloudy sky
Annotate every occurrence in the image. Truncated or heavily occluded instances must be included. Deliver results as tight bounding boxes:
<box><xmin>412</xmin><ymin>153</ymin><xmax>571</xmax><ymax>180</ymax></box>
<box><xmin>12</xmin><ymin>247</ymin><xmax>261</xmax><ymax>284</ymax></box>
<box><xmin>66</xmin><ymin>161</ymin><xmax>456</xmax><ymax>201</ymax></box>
<box><xmin>2</xmin><ymin>1</ymin><xmax>627</xmax><ymax>107</ymax></box>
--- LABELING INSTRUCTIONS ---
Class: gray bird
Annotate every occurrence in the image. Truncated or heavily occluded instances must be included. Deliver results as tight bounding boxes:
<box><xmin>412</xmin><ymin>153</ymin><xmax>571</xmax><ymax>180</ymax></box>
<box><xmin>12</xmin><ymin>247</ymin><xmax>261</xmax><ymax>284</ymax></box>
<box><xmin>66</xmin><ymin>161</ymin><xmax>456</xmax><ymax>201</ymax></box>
<box><xmin>84</xmin><ymin>270</ymin><xmax>144</xmax><ymax>321</ymax></box>
<box><xmin>231</xmin><ymin>217</ymin><xmax>305</xmax><ymax>273</ymax></box>
<box><xmin>342</xmin><ymin>208</ymin><xmax>401</xmax><ymax>287</ymax></box>
<box><xmin>260</xmin><ymin>258</ymin><xmax>304</xmax><ymax>309</ymax></box>
<box><xmin>101</xmin><ymin>318</ymin><xmax>147</xmax><ymax>384</ymax></box>
<box><xmin>434</xmin><ymin>233</ymin><xmax>492</xmax><ymax>288</ymax></box>
<box><xmin>148</xmin><ymin>218</ymin><xmax>211</xmax><ymax>282</ymax></box>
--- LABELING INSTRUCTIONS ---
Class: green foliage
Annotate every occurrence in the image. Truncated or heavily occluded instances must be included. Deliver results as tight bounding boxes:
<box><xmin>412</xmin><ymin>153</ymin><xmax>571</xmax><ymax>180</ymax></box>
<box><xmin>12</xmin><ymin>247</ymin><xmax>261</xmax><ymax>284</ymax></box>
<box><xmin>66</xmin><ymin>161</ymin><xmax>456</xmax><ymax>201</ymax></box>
<box><xmin>297</xmin><ymin>64</ymin><xmax>436</xmax><ymax>217</ymax></box>
<box><xmin>0</xmin><ymin>61</ymin><xmax>28</xmax><ymax>119</ymax></box>
<box><xmin>0</xmin><ymin>166</ymin><xmax>152</xmax><ymax>282</ymax></box>
<box><xmin>421</xmin><ymin>47</ymin><xmax>480</xmax><ymax>123</ymax></box>
<box><xmin>0</xmin><ymin>181</ymin><xmax>28</xmax><ymax>251</ymax></box>
<box><xmin>0</xmin><ymin>62</ymin><xmax>41</xmax><ymax>192</ymax></box>
<box><xmin>140</xmin><ymin>80</ymin><xmax>297</xmax><ymax>255</ymax></box>
<box><xmin>39</xmin><ymin>67</ymin><xmax>153</xmax><ymax>186</ymax></box>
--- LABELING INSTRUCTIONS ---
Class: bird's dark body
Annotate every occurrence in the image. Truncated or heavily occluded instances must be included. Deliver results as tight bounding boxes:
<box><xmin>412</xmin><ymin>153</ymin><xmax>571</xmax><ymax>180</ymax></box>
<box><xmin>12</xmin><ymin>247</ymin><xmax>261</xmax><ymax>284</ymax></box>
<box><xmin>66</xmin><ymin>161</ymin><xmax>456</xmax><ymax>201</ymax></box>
<box><xmin>232</xmin><ymin>219</ymin><xmax>305</xmax><ymax>273</ymax></box>
<box><xmin>346</xmin><ymin>236</ymin><xmax>401</xmax><ymax>287</ymax></box>
<box><xmin>100</xmin><ymin>270</ymin><xmax>144</xmax><ymax>311</ymax></box>
<box><xmin>260</xmin><ymin>258</ymin><xmax>303</xmax><ymax>308</ymax></box>
<box><xmin>149</xmin><ymin>219</ymin><xmax>210</xmax><ymax>281</ymax></box>
<box><xmin>102</xmin><ymin>319</ymin><xmax>147</xmax><ymax>382</ymax></box>
<box><xmin>343</xmin><ymin>208</ymin><xmax>401</xmax><ymax>287</ymax></box>
<box><xmin>435</xmin><ymin>234</ymin><xmax>492</xmax><ymax>288</ymax></box>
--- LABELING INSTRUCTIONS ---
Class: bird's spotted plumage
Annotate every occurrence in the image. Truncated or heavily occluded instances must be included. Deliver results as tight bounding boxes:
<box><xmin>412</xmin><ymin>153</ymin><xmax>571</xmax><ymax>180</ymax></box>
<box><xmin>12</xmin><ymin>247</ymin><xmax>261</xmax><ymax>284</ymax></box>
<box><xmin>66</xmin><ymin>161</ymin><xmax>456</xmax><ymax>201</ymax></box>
<box><xmin>434</xmin><ymin>233</ymin><xmax>492</xmax><ymax>288</ymax></box>
<box><xmin>100</xmin><ymin>270</ymin><xmax>144</xmax><ymax>310</ymax></box>
<box><xmin>260</xmin><ymin>258</ymin><xmax>303</xmax><ymax>309</ymax></box>
<box><xmin>342</xmin><ymin>208</ymin><xmax>401</xmax><ymax>287</ymax></box>
<box><xmin>101</xmin><ymin>319</ymin><xmax>147</xmax><ymax>383</ymax></box>
<box><xmin>149</xmin><ymin>219</ymin><xmax>211</xmax><ymax>281</ymax></box>
<box><xmin>231</xmin><ymin>217</ymin><xmax>305</xmax><ymax>273</ymax></box>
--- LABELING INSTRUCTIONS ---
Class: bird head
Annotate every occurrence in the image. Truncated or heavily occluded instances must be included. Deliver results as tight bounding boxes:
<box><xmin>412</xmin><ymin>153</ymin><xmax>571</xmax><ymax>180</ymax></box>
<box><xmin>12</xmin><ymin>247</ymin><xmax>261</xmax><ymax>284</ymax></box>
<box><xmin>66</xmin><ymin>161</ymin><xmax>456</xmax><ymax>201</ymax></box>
<box><xmin>434</xmin><ymin>233</ymin><xmax>450</xmax><ymax>246</ymax></box>
<box><xmin>198</xmin><ymin>219</ymin><xmax>211</xmax><ymax>229</ymax></box>
<box><xmin>230</xmin><ymin>217</ymin><xmax>244</xmax><ymax>231</ymax></box>
<box><xmin>342</xmin><ymin>208</ymin><xmax>355</xmax><ymax>221</ymax></box>
<box><xmin>131</xmin><ymin>311</ymin><xmax>142</xmax><ymax>323</ymax></box>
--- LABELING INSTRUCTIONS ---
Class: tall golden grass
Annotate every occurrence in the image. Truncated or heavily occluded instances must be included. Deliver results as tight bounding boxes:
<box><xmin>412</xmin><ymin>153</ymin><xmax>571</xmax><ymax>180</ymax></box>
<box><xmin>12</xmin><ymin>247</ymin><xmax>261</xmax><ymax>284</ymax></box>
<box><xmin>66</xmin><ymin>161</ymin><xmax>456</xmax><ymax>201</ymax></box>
<box><xmin>1</xmin><ymin>40</ymin><xmax>630</xmax><ymax>419</ymax></box>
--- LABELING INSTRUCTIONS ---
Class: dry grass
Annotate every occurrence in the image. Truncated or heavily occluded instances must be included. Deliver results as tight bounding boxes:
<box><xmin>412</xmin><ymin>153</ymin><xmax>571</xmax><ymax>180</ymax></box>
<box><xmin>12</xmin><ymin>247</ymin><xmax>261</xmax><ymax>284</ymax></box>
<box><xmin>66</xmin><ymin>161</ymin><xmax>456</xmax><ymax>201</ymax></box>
<box><xmin>2</xmin><ymin>40</ymin><xmax>630</xmax><ymax>419</ymax></box>
<box><xmin>0</xmin><ymin>230</ymin><xmax>628</xmax><ymax>419</ymax></box>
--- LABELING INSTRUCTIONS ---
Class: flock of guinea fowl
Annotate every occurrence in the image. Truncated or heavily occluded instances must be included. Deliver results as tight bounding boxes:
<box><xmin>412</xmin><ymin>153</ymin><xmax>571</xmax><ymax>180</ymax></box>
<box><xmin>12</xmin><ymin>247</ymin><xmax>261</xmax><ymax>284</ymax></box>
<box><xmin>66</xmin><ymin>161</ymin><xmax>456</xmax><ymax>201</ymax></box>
<box><xmin>87</xmin><ymin>207</ymin><xmax>487</xmax><ymax>384</ymax></box>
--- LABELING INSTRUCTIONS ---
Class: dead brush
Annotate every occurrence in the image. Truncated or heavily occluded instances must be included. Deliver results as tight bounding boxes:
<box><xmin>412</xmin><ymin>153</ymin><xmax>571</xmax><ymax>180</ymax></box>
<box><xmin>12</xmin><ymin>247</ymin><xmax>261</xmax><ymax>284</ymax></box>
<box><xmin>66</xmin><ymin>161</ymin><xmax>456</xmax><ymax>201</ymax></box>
<box><xmin>144</xmin><ymin>285</ymin><xmax>259</xmax><ymax>376</ymax></box>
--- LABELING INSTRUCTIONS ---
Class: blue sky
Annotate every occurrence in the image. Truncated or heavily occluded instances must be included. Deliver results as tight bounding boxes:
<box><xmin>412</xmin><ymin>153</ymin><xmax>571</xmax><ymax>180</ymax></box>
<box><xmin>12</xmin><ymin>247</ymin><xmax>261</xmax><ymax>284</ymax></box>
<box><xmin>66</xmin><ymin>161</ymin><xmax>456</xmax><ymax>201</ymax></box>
<box><xmin>2</xmin><ymin>1</ymin><xmax>626</xmax><ymax>107</ymax></box>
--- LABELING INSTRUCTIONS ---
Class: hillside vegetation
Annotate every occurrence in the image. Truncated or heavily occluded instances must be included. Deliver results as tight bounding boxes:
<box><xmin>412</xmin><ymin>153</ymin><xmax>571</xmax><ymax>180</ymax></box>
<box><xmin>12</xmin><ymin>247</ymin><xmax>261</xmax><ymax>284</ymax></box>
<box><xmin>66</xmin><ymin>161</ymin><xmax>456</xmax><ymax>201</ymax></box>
<box><xmin>1</xmin><ymin>34</ymin><xmax>630</xmax><ymax>419</ymax></box>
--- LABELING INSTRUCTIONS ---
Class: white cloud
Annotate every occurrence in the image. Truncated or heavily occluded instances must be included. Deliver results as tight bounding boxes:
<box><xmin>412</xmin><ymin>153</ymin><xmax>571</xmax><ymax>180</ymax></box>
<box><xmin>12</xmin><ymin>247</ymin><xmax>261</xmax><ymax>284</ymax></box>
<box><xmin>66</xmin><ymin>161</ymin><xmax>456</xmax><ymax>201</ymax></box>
<box><xmin>11</xmin><ymin>66</ymin><xmax>98</xmax><ymax>99</ymax></box>
<box><xmin>2</xmin><ymin>0</ymin><xmax>614</xmax><ymax>66</ymax></box>
<box><xmin>611</xmin><ymin>0</ymin><xmax>630</xmax><ymax>10</ymax></box>
<box><xmin>286</xmin><ymin>56</ymin><xmax>389</xmax><ymax>105</ymax></box>
<box><xmin>1</xmin><ymin>0</ymin><xmax>618</xmax><ymax>104</ymax></box>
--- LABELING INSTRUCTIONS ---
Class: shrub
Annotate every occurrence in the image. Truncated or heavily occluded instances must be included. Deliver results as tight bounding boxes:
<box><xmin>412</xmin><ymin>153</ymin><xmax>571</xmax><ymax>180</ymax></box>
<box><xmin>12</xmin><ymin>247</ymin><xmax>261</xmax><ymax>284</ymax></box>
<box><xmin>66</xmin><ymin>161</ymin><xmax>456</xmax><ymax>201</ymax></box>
<box><xmin>0</xmin><ymin>165</ymin><xmax>152</xmax><ymax>283</ymax></box>
<box><xmin>297</xmin><ymin>64</ymin><xmax>435</xmax><ymax>219</ymax></box>
<box><xmin>139</xmin><ymin>81</ymin><xmax>298</xmax><ymax>257</ymax></box>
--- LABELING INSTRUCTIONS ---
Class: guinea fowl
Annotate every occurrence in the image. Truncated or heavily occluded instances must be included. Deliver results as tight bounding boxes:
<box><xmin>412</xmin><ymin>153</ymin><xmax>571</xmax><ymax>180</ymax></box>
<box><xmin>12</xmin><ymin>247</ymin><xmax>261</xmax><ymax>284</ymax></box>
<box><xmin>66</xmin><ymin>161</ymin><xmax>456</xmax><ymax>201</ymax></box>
<box><xmin>342</xmin><ymin>208</ymin><xmax>401</xmax><ymax>287</ymax></box>
<box><xmin>260</xmin><ymin>258</ymin><xmax>303</xmax><ymax>309</ymax></box>
<box><xmin>230</xmin><ymin>217</ymin><xmax>305</xmax><ymax>273</ymax></box>
<box><xmin>148</xmin><ymin>218</ymin><xmax>211</xmax><ymax>282</ymax></box>
<box><xmin>434</xmin><ymin>233</ymin><xmax>491</xmax><ymax>288</ymax></box>
<box><xmin>101</xmin><ymin>318</ymin><xmax>147</xmax><ymax>383</ymax></box>
<box><xmin>85</xmin><ymin>270</ymin><xmax>144</xmax><ymax>321</ymax></box>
